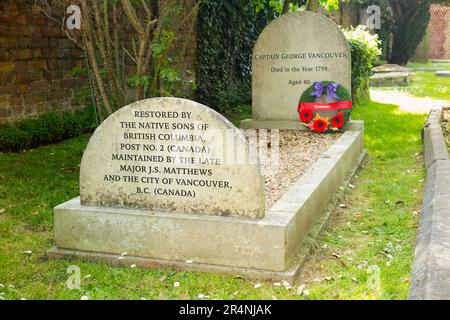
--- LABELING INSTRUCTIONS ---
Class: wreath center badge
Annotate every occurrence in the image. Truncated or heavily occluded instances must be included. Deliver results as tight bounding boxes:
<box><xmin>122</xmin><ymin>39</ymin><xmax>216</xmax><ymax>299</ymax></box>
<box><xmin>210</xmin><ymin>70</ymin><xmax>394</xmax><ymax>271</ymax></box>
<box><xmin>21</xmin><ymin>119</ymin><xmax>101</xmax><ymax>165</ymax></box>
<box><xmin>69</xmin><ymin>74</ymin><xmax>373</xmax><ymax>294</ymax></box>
<box><xmin>297</xmin><ymin>81</ymin><xmax>353</xmax><ymax>133</ymax></box>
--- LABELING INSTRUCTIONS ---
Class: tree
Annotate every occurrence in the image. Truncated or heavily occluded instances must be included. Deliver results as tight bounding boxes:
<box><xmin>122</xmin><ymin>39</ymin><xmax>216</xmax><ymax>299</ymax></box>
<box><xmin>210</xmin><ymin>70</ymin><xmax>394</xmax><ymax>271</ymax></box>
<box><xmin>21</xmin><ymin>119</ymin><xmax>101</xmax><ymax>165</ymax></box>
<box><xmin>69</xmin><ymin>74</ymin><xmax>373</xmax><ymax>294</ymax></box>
<box><xmin>389</xmin><ymin>0</ymin><xmax>431</xmax><ymax>65</ymax></box>
<box><xmin>35</xmin><ymin>0</ymin><xmax>200</xmax><ymax>121</ymax></box>
<box><xmin>355</xmin><ymin>0</ymin><xmax>448</xmax><ymax>65</ymax></box>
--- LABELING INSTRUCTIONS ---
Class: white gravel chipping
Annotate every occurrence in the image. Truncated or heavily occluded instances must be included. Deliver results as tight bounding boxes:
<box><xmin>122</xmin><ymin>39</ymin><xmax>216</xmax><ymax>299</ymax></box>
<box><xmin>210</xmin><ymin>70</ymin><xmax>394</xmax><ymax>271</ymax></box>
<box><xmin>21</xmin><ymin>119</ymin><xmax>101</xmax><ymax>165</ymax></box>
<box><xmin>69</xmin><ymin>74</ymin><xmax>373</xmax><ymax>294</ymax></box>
<box><xmin>258</xmin><ymin>130</ymin><xmax>341</xmax><ymax>209</ymax></box>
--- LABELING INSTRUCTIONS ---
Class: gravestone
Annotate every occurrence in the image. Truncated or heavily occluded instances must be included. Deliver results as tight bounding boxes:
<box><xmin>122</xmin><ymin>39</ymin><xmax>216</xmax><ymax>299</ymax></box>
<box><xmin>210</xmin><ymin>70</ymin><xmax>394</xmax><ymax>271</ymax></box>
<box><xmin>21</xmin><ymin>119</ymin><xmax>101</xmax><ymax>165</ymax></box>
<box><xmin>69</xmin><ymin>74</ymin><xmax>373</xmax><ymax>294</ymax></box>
<box><xmin>241</xmin><ymin>11</ymin><xmax>352</xmax><ymax>129</ymax></box>
<box><xmin>47</xmin><ymin>12</ymin><xmax>365</xmax><ymax>276</ymax></box>
<box><xmin>49</xmin><ymin>98</ymin><xmax>308</xmax><ymax>274</ymax></box>
<box><xmin>370</xmin><ymin>64</ymin><xmax>412</xmax><ymax>87</ymax></box>
<box><xmin>80</xmin><ymin>97</ymin><xmax>265</xmax><ymax>219</ymax></box>
<box><xmin>436</xmin><ymin>71</ymin><xmax>450</xmax><ymax>77</ymax></box>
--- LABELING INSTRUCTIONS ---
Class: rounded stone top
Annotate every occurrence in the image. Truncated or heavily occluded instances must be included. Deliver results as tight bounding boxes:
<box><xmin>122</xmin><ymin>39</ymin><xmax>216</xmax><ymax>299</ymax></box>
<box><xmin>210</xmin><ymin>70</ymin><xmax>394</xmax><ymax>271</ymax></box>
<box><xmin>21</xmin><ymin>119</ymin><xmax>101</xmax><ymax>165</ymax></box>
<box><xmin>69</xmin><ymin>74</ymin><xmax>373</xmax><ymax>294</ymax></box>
<box><xmin>253</xmin><ymin>11</ymin><xmax>349</xmax><ymax>56</ymax></box>
<box><xmin>252</xmin><ymin>11</ymin><xmax>352</xmax><ymax>121</ymax></box>
<box><xmin>372</xmin><ymin>64</ymin><xmax>412</xmax><ymax>73</ymax></box>
<box><xmin>79</xmin><ymin>97</ymin><xmax>265</xmax><ymax>219</ymax></box>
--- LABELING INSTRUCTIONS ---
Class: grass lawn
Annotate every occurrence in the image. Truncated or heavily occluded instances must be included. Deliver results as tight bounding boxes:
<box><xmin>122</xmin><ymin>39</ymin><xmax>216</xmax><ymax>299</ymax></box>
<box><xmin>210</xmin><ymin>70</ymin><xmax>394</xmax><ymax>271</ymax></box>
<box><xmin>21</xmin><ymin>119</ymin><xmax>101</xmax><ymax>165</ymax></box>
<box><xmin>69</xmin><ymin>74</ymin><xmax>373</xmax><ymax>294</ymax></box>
<box><xmin>407</xmin><ymin>61</ymin><xmax>450</xmax><ymax>71</ymax></box>
<box><xmin>375</xmin><ymin>62</ymin><xmax>450</xmax><ymax>101</ymax></box>
<box><xmin>0</xmin><ymin>101</ymin><xmax>425</xmax><ymax>300</ymax></box>
<box><xmin>406</xmin><ymin>71</ymin><xmax>450</xmax><ymax>101</ymax></box>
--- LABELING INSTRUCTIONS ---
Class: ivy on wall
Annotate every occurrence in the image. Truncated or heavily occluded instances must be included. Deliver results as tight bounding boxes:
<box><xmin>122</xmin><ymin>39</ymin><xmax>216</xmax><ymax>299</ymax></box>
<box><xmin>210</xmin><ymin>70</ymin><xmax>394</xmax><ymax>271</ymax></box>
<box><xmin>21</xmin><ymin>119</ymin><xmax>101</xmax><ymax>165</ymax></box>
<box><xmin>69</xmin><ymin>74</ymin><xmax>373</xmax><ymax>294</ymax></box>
<box><xmin>195</xmin><ymin>0</ymin><xmax>267</xmax><ymax>112</ymax></box>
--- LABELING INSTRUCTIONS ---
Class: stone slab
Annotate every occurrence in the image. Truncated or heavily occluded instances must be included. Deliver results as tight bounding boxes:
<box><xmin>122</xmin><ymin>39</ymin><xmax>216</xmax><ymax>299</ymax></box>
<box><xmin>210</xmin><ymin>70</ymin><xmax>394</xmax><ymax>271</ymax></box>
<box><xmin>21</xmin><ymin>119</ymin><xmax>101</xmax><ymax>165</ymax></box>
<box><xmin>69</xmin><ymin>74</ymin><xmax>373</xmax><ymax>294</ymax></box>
<box><xmin>410</xmin><ymin>106</ymin><xmax>450</xmax><ymax>300</ymax></box>
<box><xmin>48</xmin><ymin>149</ymin><xmax>368</xmax><ymax>281</ymax></box>
<box><xmin>46</xmin><ymin>247</ymin><xmax>303</xmax><ymax>282</ymax></box>
<box><xmin>410</xmin><ymin>161</ymin><xmax>450</xmax><ymax>300</ymax></box>
<box><xmin>80</xmin><ymin>97</ymin><xmax>265</xmax><ymax>219</ymax></box>
<box><xmin>422</xmin><ymin>106</ymin><xmax>448</xmax><ymax>169</ymax></box>
<box><xmin>370</xmin><ymin>71</ymin><xmax>411</xmax><ymax>87</ymax></box>
<box><xmin>252</xmin><ymin>11</ymin><xmax>351</xmax><ymax>121</ymax></box>
<box><xmin>371</xmin><ymin>64</ymin><xmax>412</xmax><ymax>73</ymax></box>
<box><xmin>436</xmin><ymin>71</ymin><xmax>450</xmax><ymax>77</ymax></box>
<box><xmin>49</xmin><ymin>126</ymin><xmax>365</xmax><ymax>276</ymax></box>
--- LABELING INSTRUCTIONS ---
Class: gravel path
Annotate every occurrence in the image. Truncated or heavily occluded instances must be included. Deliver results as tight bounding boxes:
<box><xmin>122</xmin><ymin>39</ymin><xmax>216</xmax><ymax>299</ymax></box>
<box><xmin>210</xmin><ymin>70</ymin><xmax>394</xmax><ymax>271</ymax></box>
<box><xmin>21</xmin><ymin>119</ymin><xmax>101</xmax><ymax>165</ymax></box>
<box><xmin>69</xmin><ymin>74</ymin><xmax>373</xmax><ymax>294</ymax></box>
<box><xmin>259</xmin><ymin>130</ymin><xmax>341</xmax><ymax>209</ymax></box>
<box><xmin>370</xmin><ymin>89</ymin><xmax>449</xmax><ymax>114</ymax></box>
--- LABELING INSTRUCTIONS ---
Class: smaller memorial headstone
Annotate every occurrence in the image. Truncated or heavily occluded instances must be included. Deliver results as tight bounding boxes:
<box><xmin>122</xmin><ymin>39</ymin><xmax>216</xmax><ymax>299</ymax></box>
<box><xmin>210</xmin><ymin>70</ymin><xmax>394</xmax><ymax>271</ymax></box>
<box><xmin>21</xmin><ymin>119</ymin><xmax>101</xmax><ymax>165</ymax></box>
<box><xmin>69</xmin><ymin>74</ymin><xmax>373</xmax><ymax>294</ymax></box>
<box><xmin>80</xmin><ymin>98</ymin><xmax>265</xmax><ymax>219</ymax></box>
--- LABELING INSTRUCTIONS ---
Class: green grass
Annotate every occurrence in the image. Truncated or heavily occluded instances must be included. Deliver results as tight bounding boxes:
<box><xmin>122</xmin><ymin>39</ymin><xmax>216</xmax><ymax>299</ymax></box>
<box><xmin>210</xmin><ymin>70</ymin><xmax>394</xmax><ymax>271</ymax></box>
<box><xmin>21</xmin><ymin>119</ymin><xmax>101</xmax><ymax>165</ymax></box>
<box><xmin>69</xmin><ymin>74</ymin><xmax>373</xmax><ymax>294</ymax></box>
<box><xmin>296</xmin><ymin>103</ymin><xmax>425</xmax><ymax>299</ymax></box>
<box><xmin>376</xmin><ymin>62</ymin><xmax>450</xmax><ymax>101</ymax></box>
<box><xmin>406</xmin><ymin>71</ymin><xmax>450</xmax><ymax>100</ymax></box>
<box><xmin>0</xmin><ymin>102</ymin><xmax>425</xmax><ymax>300</ymax></box>
<box><xmin>407</xmin><ymin>61</ymin><xmax>450</xmax><ymax>71</ymax></box>
<box><xmin>223</xmin><ymin>105</ymin><xmax>252</xmax><ymax>127</ymax></box>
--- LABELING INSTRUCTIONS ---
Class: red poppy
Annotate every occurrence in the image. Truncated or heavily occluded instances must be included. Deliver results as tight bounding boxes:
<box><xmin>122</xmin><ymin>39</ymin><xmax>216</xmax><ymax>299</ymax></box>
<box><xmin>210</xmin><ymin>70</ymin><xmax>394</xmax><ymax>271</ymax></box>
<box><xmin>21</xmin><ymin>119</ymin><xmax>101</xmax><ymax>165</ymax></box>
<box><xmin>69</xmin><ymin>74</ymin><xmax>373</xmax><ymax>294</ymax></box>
<box><xmin>313</xmin><ymin>119</ymin><xmax>328</xmax><ymax>132</ymax></box>
<box><xmin>299</xmin><ymin>108</ymin><xmax>313</xmax><ymax>123</ymax></box>
<box><xmin>331</xmin><ymin>112</ymin><xmax>344</xmax><ymax>128</ymax></box>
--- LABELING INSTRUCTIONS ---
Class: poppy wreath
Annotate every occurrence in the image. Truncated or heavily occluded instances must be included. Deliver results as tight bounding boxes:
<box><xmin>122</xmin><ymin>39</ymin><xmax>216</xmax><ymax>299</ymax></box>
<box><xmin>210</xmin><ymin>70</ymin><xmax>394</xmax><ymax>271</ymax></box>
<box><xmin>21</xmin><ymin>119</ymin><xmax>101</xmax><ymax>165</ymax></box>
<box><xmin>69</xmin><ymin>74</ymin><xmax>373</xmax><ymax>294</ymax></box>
<box><xmin>297</xmin><ymin>81</ymin><xmax>352</xmax><ymax>133</ymax></box>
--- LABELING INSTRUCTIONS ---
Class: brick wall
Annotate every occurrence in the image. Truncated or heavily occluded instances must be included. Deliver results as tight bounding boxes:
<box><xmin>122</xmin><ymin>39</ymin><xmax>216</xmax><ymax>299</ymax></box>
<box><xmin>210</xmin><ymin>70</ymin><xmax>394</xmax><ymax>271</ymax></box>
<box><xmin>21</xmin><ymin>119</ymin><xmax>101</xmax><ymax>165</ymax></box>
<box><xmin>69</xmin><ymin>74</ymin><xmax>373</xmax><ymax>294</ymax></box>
<box><xmin>0</xmin><ymin>0</ymin><xmax>87</xmax><ymax>123</ymax></box>
<box><xmin>0</xmin><ymin>0</ymin><xmax>198</xmax><ymax>124</ymax></box>
<box><xmin>429</xmin><ymin>3</ymin><xmax>450</xmax><ymax>60</ymax></box>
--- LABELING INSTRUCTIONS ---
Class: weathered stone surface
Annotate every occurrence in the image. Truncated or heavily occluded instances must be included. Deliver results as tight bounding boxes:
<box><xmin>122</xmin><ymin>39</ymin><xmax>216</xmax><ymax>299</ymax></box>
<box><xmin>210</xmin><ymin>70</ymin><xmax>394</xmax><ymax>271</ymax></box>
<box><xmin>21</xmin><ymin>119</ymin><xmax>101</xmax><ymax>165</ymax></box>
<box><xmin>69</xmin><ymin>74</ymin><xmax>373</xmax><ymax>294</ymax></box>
<box><xmin>370</xmin><ymin>71</ymin><xmax>411</xmax><ymax>87</ymax></box>
<box><xmin>422</xmin><ymin>106</ymin><xmax>448</xmax><ymax>169</ymax></box>
<box><xmin>251</xmin><ymin>11</ymin><xmax>351</xmax><ymax>122</ymax></box>
<box><xmin>371</xmin><ymin>64</ymin><xmax>412</xmax><ymax>73</ymax></box>
<box><xmin>410</xmin><ymin>161</ymin><xmax>450</xmax><ymax>300</ymax></box>
<box><xmin>80</xmin><ymin>97</ymin><xmax>265</xmax><ymax>219</ymax></box>
<box><xmin>370</xmin><ymin>64</ymin><xmax>412</xmax><ymax>87</ymax></box>
<box><xmin>51</xmin><ymin>126</ymin><xmax>365</xmax><ymax>275</ymax></box>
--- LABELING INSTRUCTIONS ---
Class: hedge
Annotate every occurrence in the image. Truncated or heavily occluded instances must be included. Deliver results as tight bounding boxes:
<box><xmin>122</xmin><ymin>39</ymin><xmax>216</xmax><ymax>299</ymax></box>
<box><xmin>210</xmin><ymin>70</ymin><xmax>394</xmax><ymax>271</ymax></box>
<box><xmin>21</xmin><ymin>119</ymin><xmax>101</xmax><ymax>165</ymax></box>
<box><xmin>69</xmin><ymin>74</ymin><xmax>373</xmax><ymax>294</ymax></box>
<box><xmin>0</xmin><ymin>107</ymin><xmax>97</xmax><ymax>152</ymax></box>
<box><xmin>343</xmin><ymin>26</ymin><xmax>382</xmax><ymax>104</ymax></box>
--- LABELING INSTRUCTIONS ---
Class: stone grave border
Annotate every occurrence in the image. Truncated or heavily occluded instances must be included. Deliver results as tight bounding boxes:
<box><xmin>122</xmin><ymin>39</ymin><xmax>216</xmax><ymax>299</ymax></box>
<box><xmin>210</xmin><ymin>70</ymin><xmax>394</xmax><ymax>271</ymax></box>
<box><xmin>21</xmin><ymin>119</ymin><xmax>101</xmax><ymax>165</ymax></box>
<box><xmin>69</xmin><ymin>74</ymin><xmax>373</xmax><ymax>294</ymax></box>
<box><xmin>47</xmin><ymin>121</ymin><xmax>365</xmax><ymax>281</ymax></box>
<box><xmin>410</xmin><ymin>106</ymin><xmax>450</xmax><ymax>300</ymax></box>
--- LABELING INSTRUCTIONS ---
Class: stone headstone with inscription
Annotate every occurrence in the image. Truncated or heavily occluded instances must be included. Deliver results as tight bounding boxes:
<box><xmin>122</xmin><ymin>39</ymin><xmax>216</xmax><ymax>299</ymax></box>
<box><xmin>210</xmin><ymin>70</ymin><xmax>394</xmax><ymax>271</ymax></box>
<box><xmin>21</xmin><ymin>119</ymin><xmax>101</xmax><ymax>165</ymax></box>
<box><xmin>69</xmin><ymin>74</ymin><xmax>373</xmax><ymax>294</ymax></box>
<box><xmin>241</xmin><ymin>11</ymin><xmax>351</xmax><ymax>129</ymax></box>
<box><xmin>80</xmin><ymin>97</ymin><xmax>265</xmax><ymax>219</ymax></box>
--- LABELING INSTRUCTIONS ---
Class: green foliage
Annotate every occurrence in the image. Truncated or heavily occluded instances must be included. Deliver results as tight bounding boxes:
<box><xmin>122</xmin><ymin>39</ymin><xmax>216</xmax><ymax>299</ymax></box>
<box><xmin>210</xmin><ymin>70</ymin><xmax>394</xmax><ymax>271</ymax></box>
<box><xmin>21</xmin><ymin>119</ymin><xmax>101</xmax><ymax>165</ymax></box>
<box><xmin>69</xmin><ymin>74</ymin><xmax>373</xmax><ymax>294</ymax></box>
<box><xmin>149</xmin><ymin>29</ymin><xmax>194</xmax><ymax>98</ymax></box>
<box><xmin>120</xmin><ymin>6</ymin><xmax>197</xmax><ymax>100</ymax></box>
<box><xmin>379</xmin><ymin>62</ymin><xmax>450</xmax><ymax>101</ymax></box>
<box><xmin>0</xmin><ymin>108</ymin><xmax>97</xmax><ymax>152</ymax></box>
<box><xmin>355</xmin><ymin>0</ymin><xmax>446</xmax><ymax>64</ymax></box>
<box><xmin>343</xmin><ymin>25</ymin><xmax>382</xmax><ymax>103</ymax></box>
<box><xmin>253</xmin><ymin>0</ymin><xmax>339</xmax><ymax>16</ymax></box>
<box><xmin>320</xmin><ymin>0</ymin><xmax>340</xmax><ymax>11</ymax></box>
<box><xmin>253</xmin><ymin>0</ymin><xmax>305</xmax><ymax>16</ymax></box>
<box><xmin>195</xmin><ymin>0</ymin><xmax>267</xmax><ymax>112</ymax></box>
<box><xmin>300</xmin><ymin>80</ymin><xmax>352</xmax><ymax>124</ymax></box>
<box><xmin>127</xmin><ymin>75</ymin><xmax>150</xmax><ymax>91</ymax></box>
